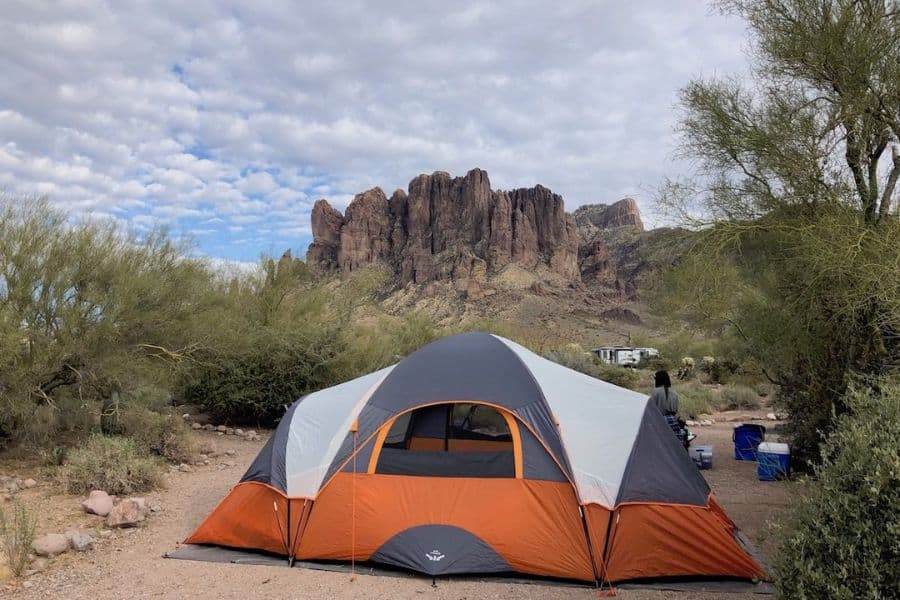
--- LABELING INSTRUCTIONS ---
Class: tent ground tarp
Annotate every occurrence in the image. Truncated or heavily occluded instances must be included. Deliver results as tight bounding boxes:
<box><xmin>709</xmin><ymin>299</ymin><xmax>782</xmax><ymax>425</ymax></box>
<box><xmin>164</xmin><ymin>544</ymin><xmax>775</xmax><ymax>595</ymax></box>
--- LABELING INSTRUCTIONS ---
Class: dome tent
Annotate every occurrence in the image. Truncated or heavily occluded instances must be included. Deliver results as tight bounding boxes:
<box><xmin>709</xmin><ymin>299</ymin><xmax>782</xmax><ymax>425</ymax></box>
<box><xmin>185</xmin><ymin>332</ymin><xmax>764</xmax><ymax>583</ymax></box>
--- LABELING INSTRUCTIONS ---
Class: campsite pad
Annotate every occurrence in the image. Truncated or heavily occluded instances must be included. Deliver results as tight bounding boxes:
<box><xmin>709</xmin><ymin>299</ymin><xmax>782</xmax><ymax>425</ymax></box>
<box><xmin>165</xmin><ymin>544</ymin><xmax>775</xmax><ymax>595</ymax></box>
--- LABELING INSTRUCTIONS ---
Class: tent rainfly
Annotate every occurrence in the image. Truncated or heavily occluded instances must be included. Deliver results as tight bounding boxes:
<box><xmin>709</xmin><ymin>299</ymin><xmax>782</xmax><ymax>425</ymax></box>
<box><xmin>186</xmin><ymin>332</ymin><xmax>765</xmax><ymax>583</ymax></box>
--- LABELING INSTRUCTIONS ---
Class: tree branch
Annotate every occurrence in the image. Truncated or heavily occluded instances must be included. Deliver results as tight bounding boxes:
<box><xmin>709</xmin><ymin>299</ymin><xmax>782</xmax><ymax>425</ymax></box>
<box><xmin>878</xmin><ymin>145</ymin><xmax>900</xmax><ymax>223</ymax></box>
<box><xmin>844</xmin><ymin>124</ymin><xmax>872</xmax><ymax>214</ymax></box>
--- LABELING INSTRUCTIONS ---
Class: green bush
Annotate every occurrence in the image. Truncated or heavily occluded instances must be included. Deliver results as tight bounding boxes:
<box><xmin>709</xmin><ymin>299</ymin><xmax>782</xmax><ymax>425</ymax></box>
<box><xmin>772</xmin><ymin>379</ymin><xmax>900</xmax><ymax>599</ymax></box>
<box><xmin>61</xmin><ymin>435</ymin><xmax>162</xmax><ymax>495</ymax></box>
<box><xmin>678</xmin><ymin>383</ymin><xmax>717</xmax><ymax>418</ymax></box>
<box><xmin>721</xmin><ymin>384</ymin><xmax>761</xmax><ymax>410</ymax></box>
<box><xmin>755</xmin><ymin>382</ymin><xmax>774</xmax><ymax>398</ymax></box>
<box><xmin>596</xmin><ymin>365</ymin><xmax>642</xmax><ymax>391</ymax></box>
<box><xmin>637</xmin><ymin>355</ymin><xmax>673</xmax><ymax>372</ymax></box>
<box><xmin>0</xmin><ymin>500</ymin><xmax>36</xmax><ymax>577</ymax></box>
<box><xmin>176</xmin><ymin>326</ymin><xmax>345</xmax><ymax>425</ymax></box>
<box><xmin>115</xmin><ymin>408</ymin><xmax>194</xmax><ymax>464</ymax></box>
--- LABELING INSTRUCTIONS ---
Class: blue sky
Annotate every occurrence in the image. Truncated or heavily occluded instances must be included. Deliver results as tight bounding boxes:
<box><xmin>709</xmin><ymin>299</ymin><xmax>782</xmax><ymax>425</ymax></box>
<box><xmin>0</xmin><ymin>1</ymin><xmax>748</xmax><ymax>266</ymax></box>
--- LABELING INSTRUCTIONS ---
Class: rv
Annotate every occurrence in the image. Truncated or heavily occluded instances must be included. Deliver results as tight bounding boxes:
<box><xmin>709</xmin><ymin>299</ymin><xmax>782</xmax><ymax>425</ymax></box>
<box><xmin>591</xmin><ymin>346</ymin><xmax>659</xmax><ymax>367</ymax></box>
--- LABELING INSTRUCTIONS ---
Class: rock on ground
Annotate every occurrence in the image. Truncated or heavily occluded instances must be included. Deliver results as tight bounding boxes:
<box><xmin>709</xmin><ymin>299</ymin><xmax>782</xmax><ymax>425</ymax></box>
<box><xmin>81</xmin><ymin>490</ymin><xmax>114</xmax><ymax>517</ymax></box>
<box><xmin>32</xmin><ymin>533</ymin><xmax>69</xmax><ymax>557</ymax></box>
<box><xmin>105</xmin><ymin>498</ymin><xmax>147</xmax><ymax>528</ymax></box>
<box><xmin>66</xmin><ymin>529</ymin><xmax>95</xmax><ymax>552</ymax></box>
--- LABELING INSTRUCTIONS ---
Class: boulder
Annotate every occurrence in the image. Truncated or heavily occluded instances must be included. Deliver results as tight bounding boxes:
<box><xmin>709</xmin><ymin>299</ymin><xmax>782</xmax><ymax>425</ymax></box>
<box><xmin>23</xmin><ymin>478</ymin><xmax>37</xmax><ymax>489</ymax></box>
<box><xmin>191</xmin><ymin>422</ymin><xmax>201</xmax><ymax>430</ymax></box>
<box><xmin>65</xmin><ymin>529</ymin><xmax>95</xmax><ymax>552</ymax></box>
<box><xmin>81</xmin><ymin>490</ymin><xmax>114</xmax><ymax>517</ymax></box>
<box><xmin>32</xmin><ymin>533</ymin><xmax>69</xmax><ymax>557</ymax></box>
<box><xmin>178</xmin><ymin>463</ymin><xmax>194</xmax><ymax>473</ymax></box>
<box><xmin>105</xmin><ymin>498</ymin><xmax>147</xmax><ymax>528</ymax></box>
<box><xmin>215</xmin><ymin>425</ymin><xmax>227</xmax><ymax>433</ymax></box>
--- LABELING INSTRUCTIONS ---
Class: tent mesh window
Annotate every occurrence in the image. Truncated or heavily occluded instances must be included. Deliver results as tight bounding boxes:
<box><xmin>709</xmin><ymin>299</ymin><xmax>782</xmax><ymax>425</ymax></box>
<box><xmin>375</xmin><ymin>403</ymin><xmax>515</xmax><ymax>478</ymax></box>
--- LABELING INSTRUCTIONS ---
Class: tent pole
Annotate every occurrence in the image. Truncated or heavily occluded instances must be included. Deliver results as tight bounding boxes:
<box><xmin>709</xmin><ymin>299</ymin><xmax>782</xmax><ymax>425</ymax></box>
<box><xmin>576</xmin><ymin>505</ymin><xmax>602</xmax><ymax>587</ymax></box>
<box><xmin>289</xmin><ymin>499</ymin><xmax>310</xmax><ymax>567</ymax></box>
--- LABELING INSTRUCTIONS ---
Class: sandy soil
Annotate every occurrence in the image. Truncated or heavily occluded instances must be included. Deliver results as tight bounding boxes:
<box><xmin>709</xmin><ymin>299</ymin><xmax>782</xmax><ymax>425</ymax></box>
<box><xmin>2</xmin><ymin>413</ymin><xmax>793</xmax><ymax>599</ymax></box>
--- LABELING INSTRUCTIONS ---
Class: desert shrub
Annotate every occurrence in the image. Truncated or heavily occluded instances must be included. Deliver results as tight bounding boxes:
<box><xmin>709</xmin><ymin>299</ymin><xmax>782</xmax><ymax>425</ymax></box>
<box><xmin>115</xmin><ymin>408</ymin><xmax>193</xmax><ymax>463</ymax></box>
<box><xmin>37</xmin><ymin>445</ymin><xmax>68</xmax><ymax>467</ymax></box>
<box><xmin>0</xmin><ymin>500</ymin><xmax>36</xmax><ymax>577</ymax></box>
<box><xmin>755</xmin><ymin>382</ymin><xmax>773</xmax><ymax>398</ymax></box>
<box><xmin>543</xmin><ymin>346</ymin><xmax>598</xmax><ymax>377</ymax></box>
<box><xmin>677</xmin><ymin>356</ymin><xmax>696</xmax><ymax>380</ymax></box>
<box><xmin>177</xmin><ymin>326</ymin><xmax>345</xmax><ymax>425</ymax></box>
<box><xmin>61</xmin><ymin>435</ymin><xmax>162</xmax><ymax>495</ymax></box>
<box><xmin>678</xmin><ymin>383</ymin><xmax>717</xmax><ymax>418</ymax></box>
<box><xmin>0</xmin><ymin>196</ymin><xmax>217</xmax><ymax>446</ymax></box>
<box><xmin>637</xmin><ymin>355</ymin><xmax>673</xmax><ymax>372</ymax></box>
<box><xmin>721</xmin><ymin>384</ymin><xmax>761</xmax><ymax>410</ymax></box>
<box><xmin>772</xmin><ymin>380</ymin><xmax>900</xmax><ymax>599</ymax></box>
<box><xmin>596</xmin><ymin>365</ymin><xmax>642</xmax><ymax>391</ymax></box>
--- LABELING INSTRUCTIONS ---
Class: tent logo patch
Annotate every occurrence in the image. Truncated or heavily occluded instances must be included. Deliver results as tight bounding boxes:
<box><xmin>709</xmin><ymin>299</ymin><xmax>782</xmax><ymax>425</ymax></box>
<box><xmin>425</xmin><ymin>550</ymin><xmax>445</xmax><ymax>562</ymax></box>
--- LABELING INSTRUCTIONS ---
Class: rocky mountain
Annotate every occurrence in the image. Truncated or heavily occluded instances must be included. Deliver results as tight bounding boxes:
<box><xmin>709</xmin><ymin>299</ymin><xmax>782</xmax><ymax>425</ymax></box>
<box><xmin>573</xmin><ymin>198</ymin><xmax>643</xmax><ymax>231</ymax></box>
<box><xmin>306</xmin><ymin>168</ymin><xmax>675</xmax><ymax>304</ymax></box>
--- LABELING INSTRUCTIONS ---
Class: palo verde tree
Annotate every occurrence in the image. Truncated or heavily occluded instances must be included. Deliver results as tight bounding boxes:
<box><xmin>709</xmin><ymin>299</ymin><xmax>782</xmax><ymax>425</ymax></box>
<box><xmin>0</xmin><ymin>196</ymin><xmax>216</xmax><ymax>443</ymax></box>
<box><xmin>660</xmin><ymin>0</ymin><xmax>900</xmax><ymax>465</ymax></box>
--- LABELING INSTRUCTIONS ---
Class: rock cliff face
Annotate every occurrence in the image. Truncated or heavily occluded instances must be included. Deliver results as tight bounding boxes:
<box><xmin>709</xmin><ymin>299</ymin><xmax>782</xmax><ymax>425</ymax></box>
<box><xmin>307</xmin><ymin>168</ymin><xmax>579</xmax><ymax>287</ymax></box>
<box><xmin>305</xmin><ymin>168</ymin><xmax>658</xmax><ymax>300</ymax></box>
<box><xmin>573</xmin><ymin>198</ymin><xmax>643</xmax><ymax>231</ymax></box>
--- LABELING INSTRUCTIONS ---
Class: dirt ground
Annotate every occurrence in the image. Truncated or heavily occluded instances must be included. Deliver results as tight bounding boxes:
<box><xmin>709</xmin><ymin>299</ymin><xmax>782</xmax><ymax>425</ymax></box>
<box><xmin>1</xmin><ymin>413</ymin><xmax>793</xmax><ymax>599</ymax></box>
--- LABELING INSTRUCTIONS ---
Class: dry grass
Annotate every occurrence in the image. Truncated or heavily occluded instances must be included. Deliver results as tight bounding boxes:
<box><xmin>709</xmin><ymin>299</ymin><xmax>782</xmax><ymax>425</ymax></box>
<box><xmin>61</xmin><ymin>435</ymin><xmax>163</xmax><ymax>495</ymax></box>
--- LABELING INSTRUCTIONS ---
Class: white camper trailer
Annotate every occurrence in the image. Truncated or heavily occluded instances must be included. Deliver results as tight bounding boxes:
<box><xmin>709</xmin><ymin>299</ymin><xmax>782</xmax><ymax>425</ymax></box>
<box><xmin>591</xmin><ymin>346</ymin><xmax>659</xmax><ymax>367</ymax></box>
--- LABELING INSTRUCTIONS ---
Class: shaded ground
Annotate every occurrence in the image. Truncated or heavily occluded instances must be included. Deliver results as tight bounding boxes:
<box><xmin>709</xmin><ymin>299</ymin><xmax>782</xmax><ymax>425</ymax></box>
<box><xmin>2</xmin><ymin>412</ymin><xmax>793</xmax><ymax>599</ymax></box>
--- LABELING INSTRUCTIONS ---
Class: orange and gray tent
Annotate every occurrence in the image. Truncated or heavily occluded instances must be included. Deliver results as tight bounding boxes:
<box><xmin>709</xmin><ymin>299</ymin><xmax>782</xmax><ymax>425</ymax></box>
<box><xmin>185</xmin><ymin>332</ymin><xmax>764</xmax><ymax>583</ymax></box>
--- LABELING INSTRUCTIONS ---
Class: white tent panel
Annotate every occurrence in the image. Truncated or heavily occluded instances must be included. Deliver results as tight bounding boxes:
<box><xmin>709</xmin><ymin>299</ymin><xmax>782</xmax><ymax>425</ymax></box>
<box><xmin>285</xmin><ymin>366</ymin><xmax>394</xmax><ymax>497</ymax></box>
<box><xmin>493</xmin><ymin>336</ymin><xmax>648</xmax><ymax>507</ymax></box>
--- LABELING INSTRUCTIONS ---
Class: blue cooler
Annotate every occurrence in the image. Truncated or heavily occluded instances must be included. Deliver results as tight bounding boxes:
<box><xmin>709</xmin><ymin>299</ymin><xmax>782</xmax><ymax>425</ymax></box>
<box><xmin>757</xmin><ymin>442</ymin><xmax>790</xmax><ymax>481</ymax></box>
<box><xmin>733</xmin><ymin>424</ymin><xmax>766</xmax><ymax>460</ymax></box>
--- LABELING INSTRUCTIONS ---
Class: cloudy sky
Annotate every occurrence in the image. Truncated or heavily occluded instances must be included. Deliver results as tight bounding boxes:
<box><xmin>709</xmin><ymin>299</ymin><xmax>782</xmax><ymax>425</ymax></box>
<box><xmin>1</xmin><ymin>1</ymin><xmax>748</xmax><ymax>262</ymax></box>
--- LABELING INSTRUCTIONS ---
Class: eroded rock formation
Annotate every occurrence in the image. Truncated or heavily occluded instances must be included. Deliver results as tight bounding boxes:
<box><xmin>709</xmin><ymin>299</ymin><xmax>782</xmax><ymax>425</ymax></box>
<box><xmin>307</xmin><ymin>168</ymin><xmax>579</xmax><ymax>287</ymax></box>
<box><xmin>305</xmin><ymin>168</ymin><xmax>652</xmax><ymax>300</ymax></box>
<box><xmin>573</xmin><ymin>197</ymin><xmax>644</xmax><ymax>231</ymax></box>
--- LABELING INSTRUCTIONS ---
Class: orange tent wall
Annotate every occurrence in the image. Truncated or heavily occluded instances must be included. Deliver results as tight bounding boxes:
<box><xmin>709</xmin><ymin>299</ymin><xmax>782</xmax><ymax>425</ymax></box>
<box><xmin>295</xmin><ymin>472</ymin><xmax>596</xmax><ymax>581</ymax></box>
<box><xmin>186</xmin><ymin>481</ymin><xmax>763</xmax><ymax>583</ymax></box>
<box><xmin>584</xmin><ymin>504</ymin><xmax>613</xmax><ymax>577</ymax></box>
<box><xmin>603</xmin><ymin>497</ymin><xmax>765</xmax><ymax>582</ymax></box>
<box><xmin>186</xmin><ymin>482</ymin><xmax>305</xmax><ymax>556</ymax></box>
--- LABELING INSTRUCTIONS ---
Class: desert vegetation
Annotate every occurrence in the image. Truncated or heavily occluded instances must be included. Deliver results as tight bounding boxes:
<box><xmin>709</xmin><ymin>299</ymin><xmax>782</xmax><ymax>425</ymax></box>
<box><xmin>0</xmin><ymin>197</ymin><xmax>523</xmax><ymax>468</ymax></box>
<box><xmin>657</xmin><ymin>0</ymin><xmax>900</xmax><ymax>470</ymax></box>
<box><xmin>653</xmin><ymin>2</ymin><xmax>900</xmax><ymax>596</ymax></box>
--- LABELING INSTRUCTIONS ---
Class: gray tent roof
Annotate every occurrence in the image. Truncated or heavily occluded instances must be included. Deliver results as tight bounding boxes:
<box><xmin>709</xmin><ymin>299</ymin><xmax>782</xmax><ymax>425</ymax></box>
<box><xmin>241</xmin><ymin>332</ymin><xmax>709</xmax><ymax>508</ymax></box>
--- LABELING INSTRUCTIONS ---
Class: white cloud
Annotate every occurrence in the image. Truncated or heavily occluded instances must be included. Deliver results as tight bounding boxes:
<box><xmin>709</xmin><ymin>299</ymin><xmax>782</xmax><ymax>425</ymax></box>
<box><xmin>0</xmin><ymin>0</ymin><xmax>749</xmax><ymax>257</ymax></box>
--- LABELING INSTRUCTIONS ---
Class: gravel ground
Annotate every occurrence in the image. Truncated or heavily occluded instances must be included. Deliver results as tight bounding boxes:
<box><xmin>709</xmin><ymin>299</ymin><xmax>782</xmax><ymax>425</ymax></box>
<box><xmin>2</xmin><ymin>412</ymin><xmax>793</xmax><ymax>599</ymax></box>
